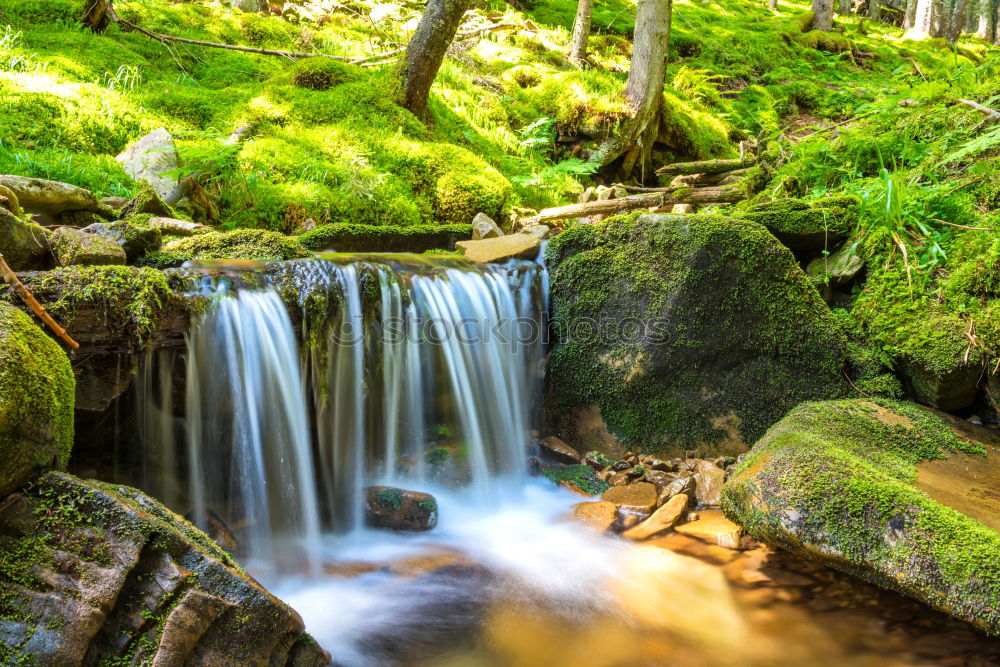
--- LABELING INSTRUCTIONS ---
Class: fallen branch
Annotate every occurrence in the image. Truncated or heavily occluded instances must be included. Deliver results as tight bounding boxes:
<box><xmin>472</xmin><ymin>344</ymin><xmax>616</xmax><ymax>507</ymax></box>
<box><xmin>931</xmin><ymin>218</ymin><xmax>993</xmax><ymax>231</ymax></box>
<box><xmin>0</xmin><ymin>253</ymin><xmax>79</xmax><ymax>350</ymax></box>
<box><xmin>656</xmin><ymin>157</ymin><xmax>755</xmax><ymax>176</ymax></box>
<box><xmin>958</xmin><ymin>99</ymin><xmax>1000</xmax><ymax>123</ymax></box>
<box><xmin>521</xmin><ymin>184</ymin><xmax>746</xmax><ymax>224</ymax></box>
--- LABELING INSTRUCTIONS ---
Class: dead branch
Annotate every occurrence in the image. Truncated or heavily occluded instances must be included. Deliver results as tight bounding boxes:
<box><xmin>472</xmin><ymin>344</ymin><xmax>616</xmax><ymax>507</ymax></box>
<box><xmin>0</xmin><ymin>253</ymin><xmax>79</xmax><ymax>350</ymax></box>
<box><xmin>521</xmin><ymin>184</ymin><xmax>746</xmax><ymax>224</ymax></box>
<box><xmin>958</xmin><ymin>99</ymin><xmax>1000</xmax><ymax>123</ymax></box>
<box><xmin>656</xmin><ymin>157</ymin><xmax>755</xmax><ymax>176</ymax></box>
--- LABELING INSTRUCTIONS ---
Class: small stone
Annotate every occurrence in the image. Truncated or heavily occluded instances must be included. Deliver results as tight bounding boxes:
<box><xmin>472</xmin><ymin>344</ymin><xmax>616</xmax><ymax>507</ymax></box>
<box><xmin>0</xmin><ymin>208</ymin><xmax>49</xmax><ymax>271</ymax></box>
<box><xmin>623</xmin><ymin>493</ymin><xmax>689</xmax><ymax>541</ymax></box>
<box><xmin>471</xmin><ymin>212</ymin><xmax>503</xmax><ymax>240</ymax></box>
<box><xmin>675</xmin><ymin>510</ymin><xmax>753</xmax><ymax>550</ymax></box>
<box><xmin>538</xmin><ymin>436</ymin><xmax>580</xmax><ymax>464</ymax></box>
<box><xmin>806</xmin><ymin>244</ymin><xmax>865</xmax><ymax>288</ymax></box>
<box><xmin>693</xmin><ymin>459</ymin><xmax>725</xmax><ymax>506</ymax></box>
<box><xmin>83</xmin><ymin>220</ymin><xmax>162</xmax><ymax>261</ymax></box>
<box><xmin>50</xmin><ymin>227</ymin><xmax>126</xmax><ymax>266</ymax></box>
<box><xmin>609</xmin><ymin>471</ymin><xmax>630</xmax><ymax>486</ymax></box>
<box><xmin>455</xmin><ymin>233</ymin><xmax>540</xmax><ymax>263</ymax></box>
<box><xmin>659</xmin><ymin>471</ymin><xmax>695</xmax><ymax>505</ymax></box>
<box><xmin>571</xmin><ymin>501</ymin><xmax>618</xmax><ymax>532</ymax></box>
<box><xmin>601</xmin><ymin>482</ymin><xmax>658</xmax><ymax>513</ymax></box>
<box><xmin>147</xmin><ymin>217</ymin><xmax>211</xmax><ymax>237</ymax></box>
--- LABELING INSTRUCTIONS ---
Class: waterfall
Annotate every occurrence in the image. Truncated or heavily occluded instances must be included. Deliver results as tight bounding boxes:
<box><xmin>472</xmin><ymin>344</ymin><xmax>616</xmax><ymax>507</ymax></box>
<box><xmin>138</xmin><ymin>253</ymin><xmax>546</xmax><ymax>573</ymax></box>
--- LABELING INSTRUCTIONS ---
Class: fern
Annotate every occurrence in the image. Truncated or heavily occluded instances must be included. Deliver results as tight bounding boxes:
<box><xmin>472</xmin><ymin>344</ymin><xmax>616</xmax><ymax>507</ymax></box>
<box><xmin>938</xmin><ymin>126</ymin><xmax>1000</xmax><ymax>166</ymax></box>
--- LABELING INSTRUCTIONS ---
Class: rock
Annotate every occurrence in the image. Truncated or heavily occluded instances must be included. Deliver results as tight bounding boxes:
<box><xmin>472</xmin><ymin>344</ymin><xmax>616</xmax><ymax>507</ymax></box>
<box><xmin>806</xmin><ymin>244</ymin><xmax>864</xmax><ymax>287</ymax></box>
<box><xmin>146</xmin><ymin>216</ymin><xmax>211</xmax><ymax>236</ymax></box>
<box><xmin>471</xmin><ymin>212</ymin><xmax>503</xmax><ymax>240</ymax></box>
<box><xmin>538</xmin><ymin>436</ymin><xmax>580</xmax><ymax>463</ymax></box>
<box><xmin>232</xmin><ymin>0</ymin><xmax>269</xmax><ymax>11</ymax></box>
<box><xmin>184</xmin><ymin>507</ymin><xmax>240</xmax><ymax>555</ymax></box>
<box><xmin>722</xmin><ymin>399</ymin><xmax>1000</xmax><ymax>634</ymax></box>
<box><xmin>692</xmin><ymin>459</ymin><xmax>725</xmax><ymax>506</ymax></box>
<box><xmin>660</xmin><ymin>472</ymin><xmax>695</xmax><ymax>504</ymax></box>
<box><xmin>675</xmin><ymin>509</ymin><xmax>752</xmax><ymax>549</ymax></box>
<box><xmin>115</xmin><ymin>129</ymin><xmax>179</xmax><ymax>202</ymax></box>
<box><xmin>100</xmin><ymin>195</ymin><xmax>130</xmax><ymax>212</ymax></box>
<box><xmin>547</xmin><ymin>213</ymin><xmax>847</xmax><ymax>457</ymax></box>
<box><xmin>83</xmin><ymin>220</ymin><xmax>163</xmax><ymax>261</ymax></box>
<box><xmin>898</xmin><ymin>356</ymin><xmax>983</xmax><ymax>411</ymax></box>
<box><xmin>737</xmin><ymin>196</ymin><xmax>860</xmax><ymax>252</ymax></box>
<box><xmin>0</xmin><ymin>183</ymin><xmax>20</xmax><ymax>214</ymax></box>
<box><xmin>643</xmin><ymin>469</ymin><xmax>674</xmax><ymax>494</ymax></box>
<box><xmin>0</xmin><ymin>208</ymin><xmax>50</xmax><ymax>271</ymax></box>
<box><xmin>0</xmin><ymin>303</ymin><xmax>75</xmax><ymax>496</ymax></box>
<box><xmin>73</xmin><ymin>354</ymin><xmax>136</xmax><ymax>412</ymax></box>
<box><xmin>50</xmin><ymin>227</ymin><xmax>127</xmax><ymax>266</ymax></box>
<box><xmin>600</xmin><ymin>481</ymin><xmax>658</xmax><ymax>513</ymax></box>
<box><xmin>0</xmin><ymin>174</ymin><xmax>110</xmax><ymax>217</ymax></box>
<box><xmin>455</xmin><ymin>233</ymin><xmax>541</xmax><ymax>263</ymax></box>
<box><xmin>298</xmin><ymin>223</ymin><xmax>472</xmax><ymax>252</ymax></box>
<box><xmin>522</xmin><ymin>224</ymin><xmax>551</xmax><ymax>239</ymax></box>
<box><xmin>623</xmin><ymin>493</ymin><xmax>689</xmax><ymax>540</ymax></box>
<box><xmin>571</xmin><ymin>501</ymin><xmax>619</xmax><ymax>532</ymax></box>
<box><xmin>120</xmin><ymin>181</ymin><xmax>175</xmax><ymax>218</ymax></box>
<box><xmin>364</xmin><ymin>486</ymin><xmax>438</xmax><ymax>531</ymax></box>
<box><xmin>0</xmin><ymin>472</ymin><xmax>327</xmax><ymax>664</ymax></box>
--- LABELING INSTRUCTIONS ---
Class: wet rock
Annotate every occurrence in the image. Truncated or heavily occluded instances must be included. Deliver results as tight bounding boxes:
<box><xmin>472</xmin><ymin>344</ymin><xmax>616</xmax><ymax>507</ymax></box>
<box><xmin>364</xmin><ymin>486</ymin><xmax>439</xmax><ymax>531</ymax></box>
<box><xmin>659</xmin><ymin>472</ymin><xmax>695</xmax><ymax>504</ymax></box>
<box><xmin>471</xmin><ymin>212</ymin><xmax>503</xmax><ymax>240</ymax></box>
<box><xmin>582</xmin><ymin>450</ymin><xmax>613</xmax><ymax>471</ymax></box>
<box><xmin>644</xmin><ymin>469</ymin><xmax>674</xmax><ymax>494</ymax></box>
<box><xmin>538</xmin><ymin>436</ymin><xmax>580</xmax><ymax>463</ymax></box>
<box><xmin>546</xmin><ymin>213</ymin><xmax>846</xmax><ymax>457</ymax></box>
<box><xmin>0</xmin><ymin>303</ymin><xmax>74</xmax><ymax>496</ymax></box>
<box><xmin>675</xmin><ymin>509</ymin><xmax>752</xmax><ymax>549</ymax></box>
<box><xmin>73</xmin><ymin>354</ymin><xmax>136</xmax><ymax>413</ymax></box>
<box><xmin>0</xmin><ymin>472</ymin><xmax>327</xmax><ymax>664</ymax></box>
<box><xmin>50</xmin><ymin>227</ymin><xmax>127</xmax><ymax>266</ymax></box>
<box><xmin>692</xmin><ymin>459</ymin><xmax>725</xmax><ymax>506</ymax></box>
<box><xmin>299</xmin><ymin>223</ymin><xmax>472</xmax><ymax>253</ymax></box>
<box><xmin>600</xmin><ymin>481</ymin><xmax>658</xmax><ymax>513</ymax></box>
<box><xmin>571</xmin><ymin>501</ymin><xmax>619</xmax><ymax>532</ymax></box>
<box><xmin>184</xmin><ymin>508</ymin><xmax>240</xmax><ymax>555</ymax></box>
<box><xmin>722</xmin><ymin>399</ymin><xmax>1000</xmax><ymax>634</ymax></box>
<box><xmin>609</xmin><ymin>471</ymin><xmax>630</xmax><ymax>486</ymax></box>
<box><xmin>806</xmin><ymin>244</ymin><xmax>864</xmax><ymax>288</ymax></box>
<box><xmin>455</xmin><ymin>232</ymin><xmax>541</xmax><ymax>263</ymax></box>
<box><xmin>623</xmin><ymin>493</ymin><xmax>689</xmax><ymax>540</ymax></box>
<box><xmin>115</xmin><ymin>128</ymin><xmax>179</xmax><ymax>202</ymax></box>
<box><xmin>0</xmin><ymin>208</ymin><xmax>50</xmax><ymax>271</ymax></box>
<box><xmin>0</xmin><ymin>174</ymin><xmax>110</xmax><ymax>217</ymax></box>
<box><xmin>83</xmin><ymin>220</ymin><xmax>163</xmax><ymax>261</ymax></box>
<box><xmin>646</xmin><ymin>457</ymin><xmax>673</xmax><ymax>472</ymax></box>
<box><xmin>898</xmin><ymin>356</ymin><xmax>983</xmax><ymax>411</ymax></box>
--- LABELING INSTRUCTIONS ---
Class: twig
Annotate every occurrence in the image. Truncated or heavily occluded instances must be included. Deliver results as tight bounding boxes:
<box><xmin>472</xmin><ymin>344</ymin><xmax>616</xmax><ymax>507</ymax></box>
<box><xmin>958</xmin><ymin>99</ymin><xmax>1000</xmax><ymax>123</ymax></box>
<box><xmin>904</xmin><ymin>56</ymin><xmax>927</xmax><ymax>81</ymax></box>
<box><xmin>941</xmin><ymin>177</ymin><xmax>987</xmax><ymax>199</ymax></box>
<box><xmin>843</xmin><ymin>370</ymin><xmax>873</xmax><ymax>398</ymax></box>
<box><xmin>0</xmin><ymin>253</ymin><xmax>79</xmax><ymax>350</ymax></box>
<box><xmin>931</xmin><ymin>218</ymin><xmax>993</xmax><ymax>231</ymax></box>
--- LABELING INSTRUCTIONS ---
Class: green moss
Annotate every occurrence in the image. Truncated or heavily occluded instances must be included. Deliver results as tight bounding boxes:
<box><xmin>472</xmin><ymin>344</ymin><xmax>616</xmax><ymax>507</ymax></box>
<box><xmin>541</xmin><ymin>464</ymin><xmax>611</xmax><ymax>496</ymax></box>
<box><xmin>163</xmin><ymin>229</ymin><xmax>306</xmax><ymax>261</ymax></box>
<box><xmin>290</xmin><ymin>57</ymin><xmax>362</xmax><ymax>91</ymax></box>
<box><xmin>417</xmin><ymin>496</ymin><xmax>437</xmax><ymax>515</ymax></box>
<box><xmin>425</xmin><ymin>447</ymin><xmax>449</xmax><ymax>466</ymax></box>
<box><xmin>737</xmin><ymin>196</ymin><xmax>861</xmax><ymax>250</ymax></box>
<box><xmin>299</xmin><ymin>223</ymin><xmax>472</xmax><ymax>252</ymax></box>
<box><xmin>0</xmin><ymin>302</ymin><xmax>75</xmax><ymax>497</ymax></box>
<box><xmin>797</xmin><ymin>30</ymin><xmax>853</xmax><ymax>53</ymax></box>
<box><xmin>722</xmin><ymin>399</ymin><xmax>1000</xmax><ymax>634</ymax></box>
<box><xmin>546</xmin><ymin>212</ymin><xmax>848</xmax><ymax>455</ymax></box>
<box><xmin>377</xmin><ymin>487</ymin><xmax>404</xmax><ymax>512</ymax></box>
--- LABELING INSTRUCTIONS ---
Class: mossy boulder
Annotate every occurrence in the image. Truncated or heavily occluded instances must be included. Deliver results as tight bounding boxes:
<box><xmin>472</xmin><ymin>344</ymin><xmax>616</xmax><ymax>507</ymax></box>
<box><xmin>0</xmin><ymin>208</ymin><xmax>50</xmax><ymax>271</ymax></box>
<box><xmin>737</xmin><ymin>196</ymin><xmax>861</xmax><ymax>253</ymax></box>
<box><xmin>83</xmin><ymin>218</ymin><xmax>163</xmax><ymax>261</ymax></box>
<box><xmin>0</xmin><ymin>302</ymin><xmax>74</xmax><ymax>497</ymax></box>
<box><xmin>722</xmin><ymin>399</ymin><xmax>1000</xmax><ymax>635</ymax></box>
<box><xmin>545</xmin><ymin>212</ymin><xmax>847</xmax><ymax>457</ymax></box>
<box><xmin>0</xmin><ymin>472</ymin><xmax>329</xmax><ymax>664</ymax></box>
<box><xmin>162</xmin><ymin>229</ymin><xmax>306</xmax><ymax>262</ymax></box>
<box><xmin>50</xmin><ymin>227</ymin><xmax>127</xmax><ymax>266</ymax></box>
<box><xmin>298</xmin><ymin>223</ymin><xmax>472</xmax><ymax>252</ymax></box>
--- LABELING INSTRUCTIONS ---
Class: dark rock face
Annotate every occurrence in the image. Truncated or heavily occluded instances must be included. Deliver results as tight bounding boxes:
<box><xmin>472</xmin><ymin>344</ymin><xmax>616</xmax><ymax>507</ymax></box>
<box><xmin>722</xmin><ymin>399</ymin><xmax>1000</xmax><ymax>635</ymax></box>
<box><xmin>545</xmin><ymin>212</ymin><xmax>847</xmax><ymax>457</ymax></box>
<box><xmin>364</xmin><ymin>486</ymin><xmax>438</xmax><ymax>531</ymax></box>
<box><xmin>0</xmin><ymin>472</ymin><xmax>329</xmax><ymax>665</ymax></box>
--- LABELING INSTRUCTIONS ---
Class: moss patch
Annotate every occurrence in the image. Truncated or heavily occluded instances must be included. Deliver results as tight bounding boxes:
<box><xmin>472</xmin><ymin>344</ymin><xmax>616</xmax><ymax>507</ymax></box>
<box><xmin>163</xmin><ymin>229</ymin><xmax>307</xmax><ymax>261</ymax></box>
<box><xmin>541</xmin><ymin>463</ymin><xmax>610</xmax><ymax>496</ymax></box>
<box><xmin>298</xmin><ymin>223</ymin><xmax>471</xmax><ymax>252</ymax></box>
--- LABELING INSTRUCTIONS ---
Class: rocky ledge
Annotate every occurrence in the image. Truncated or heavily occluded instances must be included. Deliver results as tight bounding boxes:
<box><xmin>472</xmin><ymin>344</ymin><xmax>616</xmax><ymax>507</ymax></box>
<box><xmin>722</xmin><ymin>399</ymin><xmax>1000</xmax><ymax>635</ymax></box>
<box><xmin>0</xmin><ymin>472</ymin><xmax>329</xmax><ymax>665</ymax></box>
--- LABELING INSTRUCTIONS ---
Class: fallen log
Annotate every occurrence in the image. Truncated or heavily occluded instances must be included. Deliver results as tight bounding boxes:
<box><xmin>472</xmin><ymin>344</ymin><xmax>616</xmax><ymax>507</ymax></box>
<box><xmin>521</xmin><ymin>184</ymin><xmax>746</xmax><ymax>225</ymax></box>
<box><xmin>655</xmin><ymin>157</ymin><xmax>755</xmax><ymax>176</ymax></box>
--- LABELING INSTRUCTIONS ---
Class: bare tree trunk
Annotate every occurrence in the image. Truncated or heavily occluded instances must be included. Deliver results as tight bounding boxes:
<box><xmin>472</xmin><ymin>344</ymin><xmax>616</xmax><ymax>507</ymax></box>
<box><xmin>947</xmin><ymin>0</ymin><xmax>970</xmax><ymax>39</ymax></box>
<box><xmin>594</xmin><ymin>0</ymin><xmax>672</xmax><ymax>179</ymax></box>
<box><xmin>770</xmin><ymin>0</ymin><xmax>779</xmax><ymax>11</ymax></box>
<box><xmin>908</xmin><ymin>0</ymin><xmax>936</xmax><ymax>35</ymax></box>
<box><xmin>869</xmin><ymin>0</ymin><xmax>881</xmax><ymax>20</ymax></box>
<box><xmin>930</xmin><ymin>0</ymin><xmax>946</xmax><ymax>35</ymax></box>
<box><xmin>813</xmin><ymin>0</ymin><xmax>835</xmax><ymax>30</ymax></box>
<box><xmin>838</xmin><ymin>0</ymin><xmax>852</xmax><ymax>15</ymax></box>
<box><xmin>401</xmin><ymin>0</ymin><xmax>472</xmax><ymax>118</ymax></box>
<box><xmin>975</xmin><ymin>0</ymin><xmax>993</xmax><ymax>37</ymax></box>
<box><xmin>569</xmin><ymin>0</ymin><xmax>594</xmax><ymax>66</ymax></box>
<box><xmin>904</xmin><ymin>0</ymin><xmax>919</xmax><ymax>27</ymax></box>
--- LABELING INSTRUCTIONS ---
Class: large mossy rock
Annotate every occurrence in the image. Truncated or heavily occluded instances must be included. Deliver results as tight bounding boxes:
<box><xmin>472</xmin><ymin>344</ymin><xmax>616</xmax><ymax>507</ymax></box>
<box><xmin>545</xmin><ymin>213</ymin><xmax>847</xmax><ymax>456</ymax></box>
<box><xmin>0</xmin><ymin>472</ymin><xmax>329</xmax><ymax>665</ymax></box>
<box><xmin>736</xmin><ymin>196</ymin><xmax>861</xmax><ymax>253</ymax></box>
<box><xmin>0</xmin><ymin>302</ymin><xmax>74</xmax><ymax>497</ymax></box>
<box><xmin>722</xmin><ymin>399</ymin><xmax>1000</xmax><ymax>634</ymax></box>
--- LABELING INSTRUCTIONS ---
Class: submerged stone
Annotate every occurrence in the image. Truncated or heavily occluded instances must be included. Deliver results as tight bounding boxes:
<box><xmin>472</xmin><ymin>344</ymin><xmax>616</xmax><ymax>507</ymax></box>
<box><xmin>0</xmin><ymin>303</ymin><xmax>75</xmax><ymax>496</ymax></box>
<box><xmin>546</xmin><ymin>212</ymin><xmax>847</xmax><ymax>457</ymax></box>
<box><xmin>0</xmin><ymin>472</ymin><xmax>328</xmax><ymax>664</ymax></box>
<box><xmin>364</xmin><ymin>485</ymin><xmax>439</xmax><ymax>531</ymax></box>
<box><xmin>722</xmin><ymin>399</ymin><xmax>1000</xmax><ymax>634</ymax></box>
<box><xmin>601</xmin><ymin>482</ymin><xmax>658</xmax><ymax>513</ymax></box>
<box><xmin>674</xmin><ymin>509</ymin><xmax>751</xmax><ymax>550</ymax></box>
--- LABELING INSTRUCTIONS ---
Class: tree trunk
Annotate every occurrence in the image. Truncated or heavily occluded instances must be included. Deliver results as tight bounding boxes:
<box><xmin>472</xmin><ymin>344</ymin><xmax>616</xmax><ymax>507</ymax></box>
<box><xmin>869</xmin><ymin>0</ymin><xmax>881</xmax><ymax>20</ymax></box>
<box><xmin>908</xmin><ymin>0</ymin><xmax>936</xmax><ymax>35</ymax></box>
<box><xmin>903</xmin><ymin>0</ymin><xmax>919</xmax><ymax>28</ymax></box>
<box><xmin>656</xmin><ymin>157</ymin><xmax>755</xmax><ymax>175</ymax></box>
<box><xmin>770</xmin><ymin>0</ymin><xmax>779</xmax><ymax>11</ymax></box>
<box><xmin>401</xmin><ymin>0</ymin><xmax>472</xmax><ymax>119</ymax></box>
<box><xmin>569</xmin><ymin>0</ymin><xmax>594</xmax><ymax>66</ymax></box>
<box><xmin>82</xmin><ymin>0</ymin><xmax>110</xmax><ymax>31</ymax></box>
<box><xmin>975</xmin><ymin>0</ymin><xmax>994</xmax><ymax>37</ymax></box>
<box><xmin>595</xmin><ymin>0</ymin><xmax>672</xmax><ymax>179</ymax></box>
<box><xmin>839</xmin><ymin>0</ymin><xmax>852</xmax><ymax>16</ymax></box>
<box><xmin>930</xmin><ymin>0</ymin><xmax>946</xmax><ymax>35</ymax></box>
<box><xmin>947</xmin><ymin>0</ymin><xmax>970</xmax><ymax>39</ymax></box>
<box><xmin>813</xmin><ymin>0</ymin><xmax>836</xmax><ymax>30</ymax></box>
